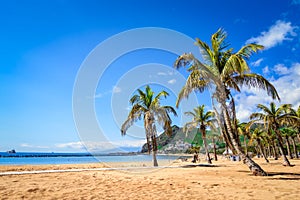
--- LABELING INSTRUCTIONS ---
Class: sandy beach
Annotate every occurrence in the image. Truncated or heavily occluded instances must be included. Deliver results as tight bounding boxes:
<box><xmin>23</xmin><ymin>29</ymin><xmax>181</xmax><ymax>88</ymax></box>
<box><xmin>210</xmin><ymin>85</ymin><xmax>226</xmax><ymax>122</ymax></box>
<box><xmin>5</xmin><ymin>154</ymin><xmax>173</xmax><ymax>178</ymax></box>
<box><xmin>0</xmin><ymin>157</ymin><xmax>299</xmax><ymax>200</ymax></box>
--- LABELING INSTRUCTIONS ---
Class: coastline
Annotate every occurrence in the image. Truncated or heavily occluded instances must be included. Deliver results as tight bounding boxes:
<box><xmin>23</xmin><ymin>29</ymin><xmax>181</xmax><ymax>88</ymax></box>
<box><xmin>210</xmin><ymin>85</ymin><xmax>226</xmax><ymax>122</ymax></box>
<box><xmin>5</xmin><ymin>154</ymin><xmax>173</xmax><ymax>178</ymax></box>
<box><xmin>0</xmin><ymin>158</ymin><xmax>299</xmax><ymax>199</ymax></box>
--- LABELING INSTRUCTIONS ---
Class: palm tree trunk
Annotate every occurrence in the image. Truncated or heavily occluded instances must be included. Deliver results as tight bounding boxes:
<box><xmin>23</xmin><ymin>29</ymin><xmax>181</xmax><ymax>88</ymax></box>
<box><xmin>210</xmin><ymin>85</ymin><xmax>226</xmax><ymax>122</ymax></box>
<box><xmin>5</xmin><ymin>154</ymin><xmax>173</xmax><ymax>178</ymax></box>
<box><xmin>285</xmin><ymin>136</ymin><xmax>293</xmax><ymax>159</ymax></box>
<box><xmin>274</xmin><ymin>127</ymin><xmax>291</xmax><ymax>166</ymax></box>
<box><xmin>267</xmin><ymin>144</ymin><xmax>271</xmax><ymax>159</ymax></box>
<box><xmin>212</xmin><ymin>137</ymin><xmax>218</xmax><ymax>161</ymax></box>
<box><xmin>291</xmin><ymin>137</ymin><xmax>298</xmax><ymax>159</ymax></box>
<box><xmin>244</xmin><ymin>135</ymin><xmax>248</xmax><ymax>156</ymax></box>
<box><xmin>276</xmin><ymin>134</ymin><xmax>291</xmax><ymax>166</ymax></box>
<box><xmin>145</xmin><ymin>111</ymin><xmax>158</xmax><ymax>167</ymax></box>
<box><xmin>221</xmin><ymin>103</ymin><xmax>267</xmax><ymax>176</ymax></box>
<box><xmin>258</xmin><ymin>140</ymin><xmax>269</xmax><ymax>163</ymax></box>
<box><xmin>272</xmin><ymin>141</ymin><xmax>278</xmax><ymax>160</ymax></box>
<box><xmin>201</xmin><ymin>127</ymin><xmax>212</xmax><ymax>164</ymax></box>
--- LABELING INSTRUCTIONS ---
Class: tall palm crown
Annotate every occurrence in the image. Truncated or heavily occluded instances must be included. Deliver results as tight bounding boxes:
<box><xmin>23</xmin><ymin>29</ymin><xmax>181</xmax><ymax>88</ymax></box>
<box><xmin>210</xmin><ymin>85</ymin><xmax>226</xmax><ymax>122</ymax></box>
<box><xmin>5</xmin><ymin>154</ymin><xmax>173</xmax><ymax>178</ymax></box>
<box><xmin>184</xmin><ymin>105</ymin><xmax>216</xmax><ymax>132</ymax></box>
<box><xmin>121</xmin><ymin>85</ymin><xmax>177</xmax><ymax>135</ymax></box>
<box><xmin>121</xmin><ymin>85</ymin><xmax>177</xmax><ymax>152</ymax></box>
<box><xmin>249</xmin><ymin>102</ymin><xmax>292</xmax><ymax>129</ymax></box>
<box><xmin>289</xmin><ymin>105</ymin><xmax>300</xmax><ymax>132</ymax></box>
<box><xmin>174</xmin><ymin>28</ymin><xmax>280</xmax><ymax>106</ymax></box>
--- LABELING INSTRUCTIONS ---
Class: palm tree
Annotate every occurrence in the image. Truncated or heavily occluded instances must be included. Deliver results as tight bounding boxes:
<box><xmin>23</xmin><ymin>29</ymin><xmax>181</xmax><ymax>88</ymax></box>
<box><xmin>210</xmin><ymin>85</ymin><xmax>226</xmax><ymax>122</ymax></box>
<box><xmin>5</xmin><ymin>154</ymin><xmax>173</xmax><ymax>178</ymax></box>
<box><xmin>174</xmin><ymin>29</ymin><xmax>279</xmax><ymax>175</ymax></box>
<box><xmin>289</xmin><ymin>129</ymin><xmax>299</xmax><ymax>159</ymax></box>
<box><xmin>121</xmin><ymin>85</ymin><xmax>177</xmax><ymax>166</ymax></box>
<box><xmin>249</xmin><ymin>127</ymin><xmax>269</xmax><ymax>163</ymax></box>
<box><xmin>184</xmin><ymin>105</ymin><xmax>217</xmax><ymax>164</ymax></box>
<box><xmin>249</xmin><ymin>102</ymin><xmax>294</xmax><ymax>166</ymax></box>
<box><xmin>280</xmin><ymin>127</ymin><xmax>298</xmax><ymax>159</ymax></box>
<box><xmin>237</xmin><ymin>121</ymin><xmax>250</xmax><ymax>156</ymax></box>
<box><xmin>208</xmin><ymin>131</ymin><xmax>222</xmax><ymax>161</ymax></box>
<box><xmin>289</xmin><ymin>105</ymin><xmax>300</xmax><ymax>141</ymax></box>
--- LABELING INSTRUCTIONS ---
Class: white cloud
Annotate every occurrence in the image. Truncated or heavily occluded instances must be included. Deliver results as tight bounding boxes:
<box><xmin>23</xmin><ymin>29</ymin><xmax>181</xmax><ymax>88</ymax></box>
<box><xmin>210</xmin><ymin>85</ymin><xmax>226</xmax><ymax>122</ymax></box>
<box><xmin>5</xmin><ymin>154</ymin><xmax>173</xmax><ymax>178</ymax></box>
<box><xmin>235</xmin><ymin>62</ymin><xmax>300</xmax><ymax>122</ymax></box>
<box><xmin>157</xmin><ymin>70</ymin><xmax>176</xmax><ymax>76</ymax></box>
<box><xmin>273</xmin><ymin>64</ymin><xmax>290</xmax><ymax>75</ymax></box>
<box><xmin>246</xmin><ymin>20</ymin><xmax>297</xmax><ymax>49</ymax></box>
<box><xmin>55</xmin><ymin>140</ymin><xmax>146</xmax><ymax>152</ymax></box>
<box><xmin>157</xmin><ymin>72</ymin><xmax>167</xmax><ymax>76</ymax></box>
<box><xmin>263</xmin><ymin>66</ymin><xmax>270</xmax><ymax>74</ymax></box>
<box><xmin>94</xmin><ymin>86</ymin><xmax>121</xmax><ymax>99</ymax></box>
<box><xmin>94</xmin><ymin>93</ymin><xmax>103</xmax><ymax>98</ymax></box>
<box><xmin>111</xmin><ymin>139</ymin><xmax>146</xmax><ymax>148</ymax></box>
<box><xmin>55</xmin><ymin>142</ymin><xmax>85</xmax><ymax>149</ymax></box>
<box><xmin>168</xmin><ymin>79</ymin><xmax>176</xmax><ymax>84</ymax></box>
<box><xmin>20</xmin><ymin>143</ymin><xmax>49</xmax><ymax>149</ymax></box>
<box><xmin>251</xmin><ymin>58</ymin><xmax>263</xmax><ymax>67</ymax></box>
<box><xmin>112</xmin><ymin>86</ymin><xmax>121</xmax><ymax>93</ymax></box>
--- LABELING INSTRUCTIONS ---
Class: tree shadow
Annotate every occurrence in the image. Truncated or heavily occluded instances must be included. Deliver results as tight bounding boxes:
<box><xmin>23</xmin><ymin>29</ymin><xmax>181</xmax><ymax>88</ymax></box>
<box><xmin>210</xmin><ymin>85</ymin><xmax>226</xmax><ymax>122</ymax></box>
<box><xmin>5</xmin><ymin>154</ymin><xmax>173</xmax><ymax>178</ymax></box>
<box><xmin>182</xmin><ymin>164</ymin><xmax>221</xmax><ymax>168</ymax></box>
<box><xmin>238</xmin><ymin>170</ymin><xmax>300</xmax><ymax>180</ymax></box>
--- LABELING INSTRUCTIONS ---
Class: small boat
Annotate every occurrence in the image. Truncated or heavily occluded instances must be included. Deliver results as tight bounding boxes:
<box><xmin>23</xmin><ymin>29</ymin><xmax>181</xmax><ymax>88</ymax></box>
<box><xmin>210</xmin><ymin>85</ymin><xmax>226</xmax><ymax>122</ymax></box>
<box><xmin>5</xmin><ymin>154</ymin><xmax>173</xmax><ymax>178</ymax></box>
<box><xmin>7</xmin><ymin>149</ymin><xmax>16</xmax><ymax>154</ymax></box>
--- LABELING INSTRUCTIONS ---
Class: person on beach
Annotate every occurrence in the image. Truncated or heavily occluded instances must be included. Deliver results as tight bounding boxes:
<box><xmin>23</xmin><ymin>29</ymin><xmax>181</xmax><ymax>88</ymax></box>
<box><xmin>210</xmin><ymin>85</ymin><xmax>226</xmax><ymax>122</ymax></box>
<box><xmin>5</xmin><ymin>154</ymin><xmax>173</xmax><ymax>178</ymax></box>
<box><xmin>192</xmin><ymin>152</ymin><xmax>199</xmax><ymax>163</ymax></box>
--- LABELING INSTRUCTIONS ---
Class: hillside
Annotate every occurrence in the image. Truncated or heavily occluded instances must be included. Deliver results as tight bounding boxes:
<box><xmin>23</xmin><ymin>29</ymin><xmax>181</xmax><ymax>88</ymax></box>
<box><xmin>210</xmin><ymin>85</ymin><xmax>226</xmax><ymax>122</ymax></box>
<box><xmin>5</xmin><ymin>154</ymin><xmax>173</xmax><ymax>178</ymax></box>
<box><xmin>141</xmin><ymin>125</ymin><xmax>214</xmax><ymax>153</ymax></box>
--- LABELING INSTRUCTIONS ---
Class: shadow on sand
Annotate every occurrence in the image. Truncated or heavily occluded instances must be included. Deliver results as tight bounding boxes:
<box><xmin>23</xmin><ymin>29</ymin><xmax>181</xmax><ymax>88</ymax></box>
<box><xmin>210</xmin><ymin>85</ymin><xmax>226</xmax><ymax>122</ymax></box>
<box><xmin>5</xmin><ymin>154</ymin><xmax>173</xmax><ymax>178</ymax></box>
<box><xmin>182</xmin><ymin>164</ymin><xmax>222</xmax><ymax>168</ymax></box>
<box><xmin>238</xmin><ymin>170</ymin><xmax>300</xmax><ymax>180</ymax></box>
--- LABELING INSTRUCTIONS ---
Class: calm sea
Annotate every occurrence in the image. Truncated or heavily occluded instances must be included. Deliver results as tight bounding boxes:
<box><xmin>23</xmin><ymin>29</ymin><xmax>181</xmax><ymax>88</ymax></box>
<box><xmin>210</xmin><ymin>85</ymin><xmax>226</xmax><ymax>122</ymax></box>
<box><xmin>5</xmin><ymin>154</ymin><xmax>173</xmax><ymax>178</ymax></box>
<box><xmin>0</xmin><ymin>152</ymin><xmax>180</xmax><ymax>165</ymax></box>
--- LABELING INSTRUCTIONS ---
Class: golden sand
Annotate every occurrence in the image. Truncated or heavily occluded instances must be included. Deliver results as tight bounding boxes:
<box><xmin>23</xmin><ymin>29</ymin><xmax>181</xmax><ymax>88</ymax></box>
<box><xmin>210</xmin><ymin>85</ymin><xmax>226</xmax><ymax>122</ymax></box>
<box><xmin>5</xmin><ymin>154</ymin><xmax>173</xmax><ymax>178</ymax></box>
<box><xmin>0</xmin><ymin>157</ymin><xmax>299</xmax><ymax>200</ymax></box>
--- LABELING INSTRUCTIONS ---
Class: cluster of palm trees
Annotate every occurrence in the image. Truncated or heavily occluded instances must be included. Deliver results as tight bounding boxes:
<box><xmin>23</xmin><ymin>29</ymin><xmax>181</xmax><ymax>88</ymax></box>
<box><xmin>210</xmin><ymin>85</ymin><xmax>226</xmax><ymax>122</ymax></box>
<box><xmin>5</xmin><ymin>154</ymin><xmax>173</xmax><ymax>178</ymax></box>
<box><xmin>244</xmin><ymin>102</ymin><xmax>300</xmax><ymax>166</ymax></box>
<box><xmin>121</xmin><ymin>29</ymin><xmax>300</xmax><ymax>176</ymax></box>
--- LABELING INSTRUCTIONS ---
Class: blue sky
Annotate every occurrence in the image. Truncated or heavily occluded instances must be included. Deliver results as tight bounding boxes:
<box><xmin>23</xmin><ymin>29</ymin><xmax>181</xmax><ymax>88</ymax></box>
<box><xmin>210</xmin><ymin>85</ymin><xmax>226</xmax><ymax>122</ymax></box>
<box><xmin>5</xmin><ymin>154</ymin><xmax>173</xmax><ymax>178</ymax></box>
<box><xmin>0</xmin><ymin>0</ymin><xmax>299</xmax><ymax>152</ymax></box>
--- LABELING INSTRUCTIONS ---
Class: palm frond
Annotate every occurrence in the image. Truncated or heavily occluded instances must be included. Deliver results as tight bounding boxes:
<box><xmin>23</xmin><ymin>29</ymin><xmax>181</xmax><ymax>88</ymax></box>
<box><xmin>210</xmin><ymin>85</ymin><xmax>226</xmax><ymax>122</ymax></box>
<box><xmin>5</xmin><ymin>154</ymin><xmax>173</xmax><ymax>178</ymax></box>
<box><xmin>236</xmin><ymin>43</ymin><xmax>264</xmax><ymax>60</ymax></box>
<box><xmin>121</xmin><ymin>104</ymin><xmax>147</xmax><ymax>135</ymax></box>
<box><xmin>231</xmin><ymin>73</ymin><xmax>280</xmax><ymax>100</ymax></box>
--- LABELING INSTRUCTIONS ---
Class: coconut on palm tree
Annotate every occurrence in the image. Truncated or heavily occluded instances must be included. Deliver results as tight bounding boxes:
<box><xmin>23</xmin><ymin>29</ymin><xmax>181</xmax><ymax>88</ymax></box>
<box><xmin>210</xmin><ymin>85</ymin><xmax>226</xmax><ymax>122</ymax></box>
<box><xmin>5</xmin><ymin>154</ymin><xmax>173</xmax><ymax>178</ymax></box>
<box><xmin>174</xmin><ymin>29</ymin><xmax>279</xmax><ymax>175</ymax></box>
<box><xmin>184</xmin><ymin>105</ymin><xmax>217</xmax><ymax>164</ymax></box>
<box><xmin>121</xmin><ymin>85</ymin><xmax>177</xmax><ymax>166</ymax></box>
<box><xmin>249</xmin><ymin>102</ymin><xmax>294</xmax><ymax>166</ymax></box>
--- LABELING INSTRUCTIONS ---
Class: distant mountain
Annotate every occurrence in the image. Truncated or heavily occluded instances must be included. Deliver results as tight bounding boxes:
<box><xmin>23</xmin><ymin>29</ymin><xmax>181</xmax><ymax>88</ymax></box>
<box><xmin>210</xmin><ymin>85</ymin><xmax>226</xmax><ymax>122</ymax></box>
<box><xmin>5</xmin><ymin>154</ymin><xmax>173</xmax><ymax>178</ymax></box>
<box><xmin>140</xmin><ymin>125</ymin><xmax>206</xmax><ymax>153</ymax></box>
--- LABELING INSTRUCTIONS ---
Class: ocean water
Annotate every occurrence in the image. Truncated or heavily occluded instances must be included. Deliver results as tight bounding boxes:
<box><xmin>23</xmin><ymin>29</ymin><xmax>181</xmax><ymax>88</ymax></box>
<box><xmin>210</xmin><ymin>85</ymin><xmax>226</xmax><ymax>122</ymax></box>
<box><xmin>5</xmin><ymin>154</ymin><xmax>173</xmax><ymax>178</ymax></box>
<box><xmin>0</xmin><ymin>152</ymin><xmax>180</xmax><ymax>165</ymax></box>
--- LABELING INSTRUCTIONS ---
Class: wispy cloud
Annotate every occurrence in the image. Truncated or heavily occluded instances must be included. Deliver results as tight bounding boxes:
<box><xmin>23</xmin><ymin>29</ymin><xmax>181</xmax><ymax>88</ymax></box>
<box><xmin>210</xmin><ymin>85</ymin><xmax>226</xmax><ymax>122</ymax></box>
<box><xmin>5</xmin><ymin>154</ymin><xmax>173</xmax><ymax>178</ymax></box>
<box><xmin>273</xmin><ymin>64</ymin><xmax>290</xmax><ymax>75</ymax></box>
<box><xmin>157</xmin><ymin>71</ymin><xmax>176</xmax><ymax>76</ymax></box>
<box><xmin>112</xmin><ymin>86</ymin><xmax>121</xmax><ymax>93</ymax></box>
<box><xmin>234</xmin><ymin>18</ymin><xmax>247</xmax><ymax>24</ymax></box>
<box><xmin>55</xmin><ymin>140</ymin><xmax>146</xmax><ymax>152</ymax></box>
<box><xmin>20</xmin><ymin>143</ymin><xmax>49</xmax><ymax>149</ymax></box>
<box><xmin>94</xmin><ymin>86</ymin><xmax>122</xmax><ymax>99</ymax></box>
<box><xmin>168</xmin><ymin>79</ymin><xmax>176</xmax><ymax>84</ymax></box>
<box><xmin>246</xmin><ymin>20</ymin><xmax>297</xmax><ymax>49</ymax></box>
<box><xmin>262</xmin><ymin>66</ymin><xmax>270</xmax><ymax>74</ymax></box>
<box><xmin>251</xmin><ymin>58</ymin><xmax>263</xmax><ymax>67</ymax></box>
<box><xmin>55</xmin><ymin>142</ymin><xmax>85</xmax><ymax>149</ymax></box>
<box><xmin>292</xmin><ymin>0</ymin><xmax>300</xmax><ymax>5</ymax></box>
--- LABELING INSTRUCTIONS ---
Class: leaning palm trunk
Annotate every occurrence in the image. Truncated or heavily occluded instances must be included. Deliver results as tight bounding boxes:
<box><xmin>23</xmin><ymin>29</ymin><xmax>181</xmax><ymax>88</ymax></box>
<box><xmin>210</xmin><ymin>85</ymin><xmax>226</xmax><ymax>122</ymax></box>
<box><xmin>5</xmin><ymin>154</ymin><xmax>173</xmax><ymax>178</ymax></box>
<box><xmin>274</xmin><ymin>127</ymin><xmax>291</xmax><ymax>166</ymax></box>
<box><xmin>220</xmin><ymin>101</ymin><xmax>267</xmax><ymax>176</ymax></box>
